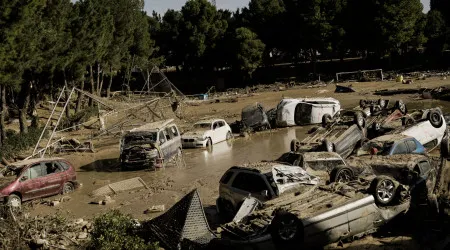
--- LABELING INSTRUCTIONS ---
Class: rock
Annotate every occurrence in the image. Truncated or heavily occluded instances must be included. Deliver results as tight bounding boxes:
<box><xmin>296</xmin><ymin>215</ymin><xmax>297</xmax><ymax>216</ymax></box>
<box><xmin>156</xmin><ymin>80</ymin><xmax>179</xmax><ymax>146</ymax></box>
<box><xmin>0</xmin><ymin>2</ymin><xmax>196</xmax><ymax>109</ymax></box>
<box><xmin>77</xmin><ymin>232</ymin><xmax>88</xmax><ymax>239</ymax></box>
<box><xmin>35</xmin><ymin>239</ymin><xmax>49</xmax><ymax>246</ymax></box>
<box><xmin>50</xmin><ymin>201</ymin><xmax>60</xmax><ymax>206</ymax></box>
<box><xmin>102</xmin><ymin>196</ymin><xmax>115</xmax><ymax>205</ymax></box>
<box><xmin>144</xmin><ymin>205</ymin><xmax>165</xmax><ymax>214</ymax></box>
<box><xmin>59</xmin><ymin>196</ymin><xmax>71</xmax><ymax>202</ymax></box>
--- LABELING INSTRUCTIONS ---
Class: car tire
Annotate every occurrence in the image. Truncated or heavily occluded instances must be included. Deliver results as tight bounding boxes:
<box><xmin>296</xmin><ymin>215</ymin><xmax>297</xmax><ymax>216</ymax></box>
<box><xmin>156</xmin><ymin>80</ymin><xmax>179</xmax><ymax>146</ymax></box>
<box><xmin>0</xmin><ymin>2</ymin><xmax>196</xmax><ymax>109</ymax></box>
<box><xmin>6</xmin><ymin>194</ymin><xmax>22</xmax><ymax>210</ymax></box>
<box><xmin>270</xmin><ymin>210</ymin><xmax>304</xmax><ymax>249</ymax></box>
<box><xmin>322</xmin><ymin>139</ymin><xmax>335</xmax><ymax>152</ymax></box>
<box><xmin>62</xmin><ymin>182</ymin><xmax>75</xmax><ymax>194</ymax></box>
<box><xmin>290</xmin><ymin>139</ymin><xmax>301</xmax><ymax>152</ymax></box>
<box><xmin>359</xmin><ymin>99</ymin><xmax>366</xmax><ymax>108</ymax></box>
<box><xmin>354</xmin><ymin>112</ymin><xmax>365</xmax><ymax>129</ymax></box>
<box><xmin>226</xmin><ymin>131</ymin><xmax>233</xmax><ymax>140</ymax></box>
<box><xmin>402</xmin><ymin>116</ymin><xmax>415</xmax><ymax>126</ymax></box>
<box><xmin>428</xmin><ymin>109</ymin><xmax>443</xmax><ymax>128</ymax></box>
<box><xmin>321</xmin><ymin>114</ymin><xmax>332</xmax><ymax>128</ymax></box>
<box><xmin>395</xmin><ymin>100</ymin><xmax>407</xmax><ymax>114</ymax></box>
<box><xmin>370</xmin><ymin>176</ymin><xmax>398</xmax><ymax>206</ymax></box>
<box><xmin>372</xmin><ymin>122</ymin><xmax>381</xmax><ymax>131</ymax></box>
<box><xmin>378</xmin><ymin>99</ymin><xmax>386</xmax><ymax>109</ymax></box>
<box><xmin>330</xmin><ymin>166</ymin><xmax>354</xmax><ymax>183</ymax></box>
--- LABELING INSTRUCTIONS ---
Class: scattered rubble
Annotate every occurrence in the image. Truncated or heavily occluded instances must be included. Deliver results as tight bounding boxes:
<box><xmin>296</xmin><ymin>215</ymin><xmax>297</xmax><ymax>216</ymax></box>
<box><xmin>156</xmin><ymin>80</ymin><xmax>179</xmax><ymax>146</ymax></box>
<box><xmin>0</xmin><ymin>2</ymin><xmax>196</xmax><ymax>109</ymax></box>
<box><xmin>144</xmin><ymin>205</ymin><xmax>165</xmax><ymax>214</ymax></box>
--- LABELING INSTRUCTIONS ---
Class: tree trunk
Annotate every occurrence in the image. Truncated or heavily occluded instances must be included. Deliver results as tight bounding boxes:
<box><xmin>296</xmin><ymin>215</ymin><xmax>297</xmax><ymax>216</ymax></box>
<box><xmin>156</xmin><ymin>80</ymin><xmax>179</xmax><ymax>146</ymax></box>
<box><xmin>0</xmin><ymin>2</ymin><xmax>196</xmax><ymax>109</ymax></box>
<box><xmin>89</xmin><ymin>64</ymin><xmax>94</xmax><ymax>107</ymax></box>
<box><xmin>106</xmin><ymin>65</ymin><xmax>113</xmax><ymax>98</ymax></box>
<box><xmin>96</xmin><ymin>63</ymin><xmax>101</xmax><ymax>96</ymax></box>
<box><xmin>98</xmin><ymin>71</ymin><xmax>105</xmax><ymax>96</ymax></box>
<box><xmin>0</xmin><ymin>85</ymin><xmax>6</xmax><ymax>146</ymax></box>
<box><xmin>19</xmin><ymin>81</ymin><xmax>32</xmax><ymax>134</ymax></box>
<box><xmin>75</xmin><ymin>79</ymin><xmax>85</xmax><ymax>113</ymax></box>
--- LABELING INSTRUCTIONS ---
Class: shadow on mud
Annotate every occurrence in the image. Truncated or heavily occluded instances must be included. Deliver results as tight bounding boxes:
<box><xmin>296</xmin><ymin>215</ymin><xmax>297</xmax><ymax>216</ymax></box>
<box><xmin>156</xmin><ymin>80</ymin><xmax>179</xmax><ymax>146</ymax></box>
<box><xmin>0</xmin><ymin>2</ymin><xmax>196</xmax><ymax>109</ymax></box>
<box><xmin>79</xmin><ymin>158</ymin><xmax>121</xmax><ymax>172</ymax></box>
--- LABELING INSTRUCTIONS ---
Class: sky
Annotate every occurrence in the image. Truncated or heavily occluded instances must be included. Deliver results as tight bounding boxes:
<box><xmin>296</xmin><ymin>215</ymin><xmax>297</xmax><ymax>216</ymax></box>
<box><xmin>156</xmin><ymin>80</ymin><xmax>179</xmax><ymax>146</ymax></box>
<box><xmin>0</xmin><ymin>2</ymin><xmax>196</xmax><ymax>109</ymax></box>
<box><xmin>144</xmin><ymin>0</ymin><xmax>431</xmax><ymax>16</ymax></box>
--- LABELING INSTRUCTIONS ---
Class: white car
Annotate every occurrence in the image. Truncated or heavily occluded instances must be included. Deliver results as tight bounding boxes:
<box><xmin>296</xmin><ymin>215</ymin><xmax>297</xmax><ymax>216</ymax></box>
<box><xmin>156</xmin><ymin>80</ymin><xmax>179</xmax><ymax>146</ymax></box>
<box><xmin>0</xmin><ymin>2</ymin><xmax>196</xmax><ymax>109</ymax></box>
<box><xmin>276</xmin><ymin>97</ymin><xmax>341</xmax><ymax>127</ymax></box>
<box><xmin>181</xmin><ymin>119</ymin><xmax>233</xmax><ymax>148</ymax></box>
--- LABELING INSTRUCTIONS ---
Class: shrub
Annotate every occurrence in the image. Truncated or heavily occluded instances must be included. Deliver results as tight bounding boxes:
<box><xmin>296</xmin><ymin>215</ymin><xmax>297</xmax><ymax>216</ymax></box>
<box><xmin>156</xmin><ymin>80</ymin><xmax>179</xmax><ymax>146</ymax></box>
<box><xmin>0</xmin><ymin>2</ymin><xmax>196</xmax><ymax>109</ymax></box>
<box><xmin>89</xmin><ymin>210</ymin><xmax>158</xmax><ymax>250</ymax></box>
<box><xmin>0</xmin><ymin>127</ymin><xmax>47</xmax><ymax>160</ymax></box>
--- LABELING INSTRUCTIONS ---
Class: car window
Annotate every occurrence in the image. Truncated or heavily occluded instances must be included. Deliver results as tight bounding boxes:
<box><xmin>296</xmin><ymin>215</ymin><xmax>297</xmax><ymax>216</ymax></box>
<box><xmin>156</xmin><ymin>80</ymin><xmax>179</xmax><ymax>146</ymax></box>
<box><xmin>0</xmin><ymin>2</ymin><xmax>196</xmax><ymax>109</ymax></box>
<box><xmin>218</xmin><ymin>121</ymin><xmax>225</xmax><ymax>127</ymax></box>
<box><xmin>58</xmin><ymin>161</ymin><xmax>70</xmax><ymax>171</ymax></box>
<box><xmin>232</xmin><ymin>173</ymin><xmax>268</xmax><ymax>193</ymax></box>
<box><xmin>406</xmin><ymin>140</ymin><xmax>417</xmax><ymax>152</ymax></box>
<box><xmin>418</xmin><ymin>161</ymin><xmax>431</xmax><ymax>174</ymax></box>
<box><xmin>220</xmin><ymin>171</ymin><xmax>234</xmax><ymax>184</ymax></box>
<box><xmin>22</xmin><ymin>163</ymin><xmax>45</xmax><ymax>180</ymax></box>
<box><xmin>213</xmin><ymin>122</ymin><xmax>219</xmax><ymax>130</ymax></box>
<box><xmin>392</xmin><ymin>142</ymin><xmax>408</xmax><ymax>154</ymax></box>
<box><xmin>44</xmin><ymin>162</ymin><xmax>63</xmax><ymax>175</ymax></box>
<box><xmin>165</xmin><ymin>128</ymin><xmax>173</xmax><ymax>141</ymax></box>
<box><xmin>159</xmin><ymin>131</ymin><xmax>166</xmax><ymax>144</ymax></box>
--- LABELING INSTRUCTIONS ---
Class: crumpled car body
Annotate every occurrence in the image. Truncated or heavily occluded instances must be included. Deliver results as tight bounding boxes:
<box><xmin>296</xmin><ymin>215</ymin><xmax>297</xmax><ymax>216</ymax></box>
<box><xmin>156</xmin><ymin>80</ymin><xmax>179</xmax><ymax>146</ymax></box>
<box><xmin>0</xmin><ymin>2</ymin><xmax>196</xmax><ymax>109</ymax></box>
<box><xmin>356</xmin><ymin>134</ymin><xmax>426</xmax><ymax>156</ymax></box>
<box><xmin>241</xmin><ymin>103</ymin><xmax>270</xmax><ymax>131</ymax></box>
<box><xmin>181</xmin><ymin>119</ymin><xmax>232</xmax><ymax>148</ymax></box>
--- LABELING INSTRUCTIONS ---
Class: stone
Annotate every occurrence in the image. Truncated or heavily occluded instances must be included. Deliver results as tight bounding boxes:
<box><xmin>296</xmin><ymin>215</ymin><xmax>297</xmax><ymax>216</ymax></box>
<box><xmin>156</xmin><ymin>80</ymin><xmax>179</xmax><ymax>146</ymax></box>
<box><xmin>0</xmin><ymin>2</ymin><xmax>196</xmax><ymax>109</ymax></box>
<box><xmin>50</xmin><ymin>201</ymin><xmax>60</xmax><ymax>206</ymax></box>
<box><xmin>35</xmin><ymin>239</ymin><xmax>49</xmax><ymax>246</ymax></box>
<box><xmin>74</xmin><ymin>218</ymin><xmax>84</xmax><ymax>224</ymax></box>
<box><xmin>144</xmin><ymin>205</ymin><xmax>165</xmax><ymax>214</ymax></box>
<box><xmin>77</xmin><ymin>232</ymin><xmax>88</xmax><ymax>239</ymax></box>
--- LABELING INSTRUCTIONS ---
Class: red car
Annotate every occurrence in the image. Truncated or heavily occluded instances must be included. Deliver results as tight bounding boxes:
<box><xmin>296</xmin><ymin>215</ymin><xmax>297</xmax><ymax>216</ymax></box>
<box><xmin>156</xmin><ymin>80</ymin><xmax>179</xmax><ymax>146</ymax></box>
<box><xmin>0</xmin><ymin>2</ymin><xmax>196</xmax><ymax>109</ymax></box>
<box><xmin>0</xmin><ymin>157</ymin><xmax>79</xmax><ymax>209</ymax></box>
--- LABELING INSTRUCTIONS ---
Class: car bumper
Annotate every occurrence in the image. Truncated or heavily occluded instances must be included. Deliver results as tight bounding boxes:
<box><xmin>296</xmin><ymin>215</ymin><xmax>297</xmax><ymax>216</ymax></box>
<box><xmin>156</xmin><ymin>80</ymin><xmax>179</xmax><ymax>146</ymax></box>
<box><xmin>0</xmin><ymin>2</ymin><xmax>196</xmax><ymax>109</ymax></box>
<box><xmin>182</xmin><ymin>138</ymin><xmax>208</xmax><ymax>148</ymax></box>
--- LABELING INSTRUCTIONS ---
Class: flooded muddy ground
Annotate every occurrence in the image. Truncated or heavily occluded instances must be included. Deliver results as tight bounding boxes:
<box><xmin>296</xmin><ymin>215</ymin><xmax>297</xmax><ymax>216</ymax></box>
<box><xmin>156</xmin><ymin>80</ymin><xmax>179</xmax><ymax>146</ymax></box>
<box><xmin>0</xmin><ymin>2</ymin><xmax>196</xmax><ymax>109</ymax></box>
<box><xmin>26</xmin><ymin>78</ymin><xmax>450</xmax><ymax>249</ymax></box>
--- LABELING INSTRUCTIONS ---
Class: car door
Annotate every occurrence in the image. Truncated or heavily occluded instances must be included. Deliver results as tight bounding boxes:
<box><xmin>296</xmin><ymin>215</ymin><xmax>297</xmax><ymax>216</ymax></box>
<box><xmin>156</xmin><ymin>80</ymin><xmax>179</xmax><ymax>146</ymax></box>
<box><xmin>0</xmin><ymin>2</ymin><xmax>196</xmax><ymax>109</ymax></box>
<box><xmin>211</xmin><ymin>121</ymin><xmax>220</xmax><ymax>143</ymax></box>
<box><xmin>41</xmin><ymin>161</ymin><xmax>66</xmax><ymax>195</ymax></box>
<box><xmin>18</xmin><ymin>163</ymin><xmax>46</xmax><ymax>201</ymax></box>
<box><xmin>216</xmin><ymin>121</ymin><xmax>228</xmax><ymax>142</ymax></box>
<box><xmin>229</xmin><ymin>172</ymin><xmax>271</xmax><ymax>208</ymax></box>
<box><xmin>158</xmin><ymin>130</ymin><xmax>170</xmax><ymax>160</ymax></box>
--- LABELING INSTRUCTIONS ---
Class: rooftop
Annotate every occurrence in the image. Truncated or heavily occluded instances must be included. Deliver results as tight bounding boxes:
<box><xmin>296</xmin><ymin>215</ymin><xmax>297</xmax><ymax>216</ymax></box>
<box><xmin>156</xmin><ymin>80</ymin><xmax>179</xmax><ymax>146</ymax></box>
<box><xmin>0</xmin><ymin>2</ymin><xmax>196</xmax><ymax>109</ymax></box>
<box><xmin>9</xmin><ymin>157</ymin><xmax>66</xmax><ymax>169</ymax></box>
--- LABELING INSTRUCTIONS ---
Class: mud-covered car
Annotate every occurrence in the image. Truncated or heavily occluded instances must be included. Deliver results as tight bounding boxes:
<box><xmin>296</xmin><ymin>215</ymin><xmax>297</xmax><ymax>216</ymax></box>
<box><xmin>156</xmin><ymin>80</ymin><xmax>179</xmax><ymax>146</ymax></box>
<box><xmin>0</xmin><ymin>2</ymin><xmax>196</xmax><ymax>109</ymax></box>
<box><xmin>0</xmin><ymin>158</ymin><xmax>78</xmax><ymax>209</ymax></box>
<box><xmin>275</xmin><ymin>97</ymin><xmax>341</xmax><ymax>127</ymax></box>
<box><xmin>181</xmin><ymin>119</ymin><xmax>232</xmax><ymax>148</ymax></box>
<box><xmin>240</xmin><ymin>103</ymin><xmax>270</xmax><ymax>131</ymax></box>
<box><xmin>216</xmin><ymin>163</ymin><xmax>318</xmax><ymax>220</ymax></box>
<box><xmin>119</xmin><ymin>119</ymin><xmax>182</xmax><ymax>169</ymax></box>
<box><xmin>356</xmin><ymin>134</ymin><xmax>426</xmax><ymax>156</ymax></box>
<box><xmin>217</xmin><ymin>182</ymin><xmax>410</xmax><ymax>249</ymax></box>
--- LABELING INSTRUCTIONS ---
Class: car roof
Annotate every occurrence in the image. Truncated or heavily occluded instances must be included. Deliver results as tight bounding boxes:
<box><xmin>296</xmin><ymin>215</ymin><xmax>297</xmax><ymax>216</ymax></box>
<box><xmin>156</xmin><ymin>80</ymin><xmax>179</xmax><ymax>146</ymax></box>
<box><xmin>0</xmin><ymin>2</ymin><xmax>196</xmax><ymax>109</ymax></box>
<box><xmin>9</xmin><ymin>157</ymin><xmax>66</xmax><ymax>169</ymax></box>
<box><xmin>371</xmin><ymin>134</ymin><xmax>412</xmax><ymax>143</ymax></box>
<box><xmin>130</xmin><ymin>119</ymin><xmax>175</xmax><ymax>132</ymax></box>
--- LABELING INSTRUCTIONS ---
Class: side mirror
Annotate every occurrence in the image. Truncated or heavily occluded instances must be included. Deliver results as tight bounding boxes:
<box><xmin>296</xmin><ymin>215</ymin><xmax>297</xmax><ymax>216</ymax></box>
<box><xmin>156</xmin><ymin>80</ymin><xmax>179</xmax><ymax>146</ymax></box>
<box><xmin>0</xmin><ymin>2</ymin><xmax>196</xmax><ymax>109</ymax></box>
<box><xmin>260</xmin><ymin>190</ymin><xmax>268</xmax><ymax>197</ymax></box>
<box><xmin>20</xmin><ymin>176</ymin><xmax>28</xmax><ymax>182</ymax></box>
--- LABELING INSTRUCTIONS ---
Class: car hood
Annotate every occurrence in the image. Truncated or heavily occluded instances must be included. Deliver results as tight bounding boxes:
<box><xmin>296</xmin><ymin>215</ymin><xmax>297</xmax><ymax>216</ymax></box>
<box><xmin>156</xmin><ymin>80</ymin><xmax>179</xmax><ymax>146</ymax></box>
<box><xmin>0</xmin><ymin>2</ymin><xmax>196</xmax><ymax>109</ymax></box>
<box><xmin>123</xmin><ymin>144</ymin><xmax>156</xmax><ymax>151</ymax></box>
<box><xmin>182</xmin><ymin>129</ymin><xmax>208</xmax><ymax>138</ymax></box>
<box><xmin>0</xmin><ymin>176</ymin><xmax>16</xmax><ymax>189</ymax></box>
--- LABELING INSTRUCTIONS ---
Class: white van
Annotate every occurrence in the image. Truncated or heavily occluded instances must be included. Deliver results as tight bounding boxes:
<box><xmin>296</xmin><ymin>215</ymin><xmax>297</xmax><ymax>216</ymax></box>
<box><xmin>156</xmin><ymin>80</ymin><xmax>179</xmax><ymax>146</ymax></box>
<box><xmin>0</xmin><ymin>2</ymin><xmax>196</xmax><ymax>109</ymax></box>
<box><xmin>276</xmin><ymin>97</ymin><xmax>341</xmax><ymax>127</ymax></box>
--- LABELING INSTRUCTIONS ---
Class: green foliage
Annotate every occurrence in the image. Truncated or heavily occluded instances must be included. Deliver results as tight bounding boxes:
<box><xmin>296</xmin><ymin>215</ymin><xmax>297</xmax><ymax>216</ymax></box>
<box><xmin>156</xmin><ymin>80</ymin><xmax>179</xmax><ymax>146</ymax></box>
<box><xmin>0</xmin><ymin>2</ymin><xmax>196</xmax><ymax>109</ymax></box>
<box><xmin>0</xmin><ymin>127</ymin><xmax>47</xmax><ymax>159</ymax></box>
<box><xmin>233</xmin><ymin>27</ymin><xmax>265</xmax><ymax>75</ymax></box>
<box><xmin>89</xmin><ymin>210</ymin><xmax>158</xmax><ymax>250</ymax></box>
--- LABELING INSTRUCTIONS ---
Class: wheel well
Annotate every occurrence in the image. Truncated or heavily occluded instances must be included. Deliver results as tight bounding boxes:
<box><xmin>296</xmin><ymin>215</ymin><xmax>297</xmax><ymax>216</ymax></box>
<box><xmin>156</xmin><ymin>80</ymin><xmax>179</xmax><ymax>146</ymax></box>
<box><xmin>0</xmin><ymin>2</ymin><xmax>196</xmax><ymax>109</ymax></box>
<box><xmin>9</xmin><ymin>192</ymin><xmax>22</xmax><ymax>200</ymax></box>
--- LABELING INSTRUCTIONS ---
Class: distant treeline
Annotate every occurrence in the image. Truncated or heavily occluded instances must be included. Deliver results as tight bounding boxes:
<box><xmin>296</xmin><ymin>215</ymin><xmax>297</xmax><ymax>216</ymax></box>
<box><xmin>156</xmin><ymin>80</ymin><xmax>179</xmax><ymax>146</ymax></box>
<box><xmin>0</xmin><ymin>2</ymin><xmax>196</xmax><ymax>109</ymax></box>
<box><xmin>0</xmin><ymin>0</ymin><xmax>449</xmax><ymax>141</ymax></box>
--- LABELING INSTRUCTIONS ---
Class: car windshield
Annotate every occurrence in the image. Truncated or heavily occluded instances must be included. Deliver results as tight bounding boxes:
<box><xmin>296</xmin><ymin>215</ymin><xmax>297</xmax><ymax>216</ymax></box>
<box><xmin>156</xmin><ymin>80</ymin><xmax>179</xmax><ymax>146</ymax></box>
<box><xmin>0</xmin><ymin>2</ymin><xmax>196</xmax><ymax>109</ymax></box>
<box><xmin>275</xmin><ymin>152</ymin><xmax>300</xmax><ymax>165</ymax></box>
<box><xmin>194</xmin><ymin>123</ymin><xmax>211</xmax><ymax>129</ymax></box>
<box><xmin>358</xmin><ymin>141</ymin><xmax>393</xmax><ymax>156</ymax></box>
<box><xmin>124</xmin><ymin>132</ymin><xmax>157</xmax><ymax>145</ymax></box>
<box><xmin>304</xmin><ymin>160</ymin><xmax>345</xmax><ymax>171</ymax></box>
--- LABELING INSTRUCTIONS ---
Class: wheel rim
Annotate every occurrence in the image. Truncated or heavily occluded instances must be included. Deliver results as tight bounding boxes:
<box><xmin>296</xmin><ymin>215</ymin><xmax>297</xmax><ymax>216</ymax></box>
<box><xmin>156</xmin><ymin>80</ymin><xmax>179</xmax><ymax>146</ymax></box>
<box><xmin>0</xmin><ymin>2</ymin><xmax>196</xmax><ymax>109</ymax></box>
<box><xmin>9</xmin><ymin>197</ymin><xmax>20</xmax><ymax>208</ymax></box>
<box><xmin>64</xmin><ymin>184</ymin><xmax>74</xmax><ymax>194</ymax></box>
<box><xmin>431</xmin><ymin>113</ymin><xmax>440</xmax><ymax>123</ymax></box>
<box><xmin>376</xmin><ymin>179</ymin><xmax>395</xmax><ymax>202</ymax></box>
<box><xmin>278</xmin><ymin>218</ymin><xmax>297</xmax><ymax>241</ymax></box>
<box><xmin>358</xmin><ymin>115</ymin><xmax>363</xmax><ymax>126</ymax></box>
<box><xmin>379</xmin><ymin>100</ymin><xmax>385</xmax><ymax>108</ymax></box>
<box><xmin>336</xmin><ymin>169</ymin><xmax>352</xmax><ymax>183</ymax></box>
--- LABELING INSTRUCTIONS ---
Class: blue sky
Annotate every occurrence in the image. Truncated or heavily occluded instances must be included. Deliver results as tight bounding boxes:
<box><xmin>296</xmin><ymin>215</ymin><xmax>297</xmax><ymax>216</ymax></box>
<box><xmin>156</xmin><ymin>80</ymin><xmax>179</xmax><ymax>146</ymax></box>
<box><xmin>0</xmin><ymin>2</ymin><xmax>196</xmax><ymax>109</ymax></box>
<box><xmin>144</xmin><ymin>0</ymin><xmax>430</xmax><ymax>15</ymax></box>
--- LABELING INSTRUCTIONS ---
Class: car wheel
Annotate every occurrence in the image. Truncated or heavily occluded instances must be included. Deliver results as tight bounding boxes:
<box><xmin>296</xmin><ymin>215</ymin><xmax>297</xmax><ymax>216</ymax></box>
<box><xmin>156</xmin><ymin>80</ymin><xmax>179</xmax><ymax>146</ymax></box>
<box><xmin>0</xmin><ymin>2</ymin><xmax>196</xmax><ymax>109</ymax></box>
<box><xmin>402</xmin><ymin>116</ymin><xmax>415</xmax><ymax>126</ymax></box>
<box><xmin>370</xmin><ymin>176</ymin><xmax>398</xmax><ymax>205</ymax></box>
<box><xmin>372</xmin><ymin>122</ymin><xmax>381</xmax><ymax>131</ymax></box>
<box><xmin>321</xmin><ymin>114</ymin><xmax>332</xmax><ymax>128</ymax></box>
<box><xmin>322</xmin><ymin>139</ymin><xmax>335</xmax><ymax>152</ymax></box>
<box><xmin>270</xmin><ymin>210</ymin><xmax>303</xmax><ymax>248</ymax></box>
<box><xmin>330</xmin><ymin>167</ymin><xmax>354</xmax><ymax>183</ymax></box>
<box><xmin>354</xmin><ymin>112</ymin><xmax>365</xmax><ymax>129</ymax></box>
<box><xmin>62</xmin><ymin>182</ymin><xmax>75</xmax><ymax>194</ymax></box>
<box><xmin>395</xmin><ymin>100</ymin><xmax>407</xmax><ymax>114</ymax></box>
<box><xmin>6</xmin><ymin>194</ymin><xmax>21</xmax><ymax>211</ymax></box>
<box><xmin>428</xmin><ymin>109</ymin><xmax>443</xmax><ymax>128</ymax></box>
<box><xmin>206</xmin><ymin>138</ymin><xmax>213</xmax><ymax>153</ymax></box>
<box><xmin>378</xmin><ymin>99</ymin><xmax>386</xmax><ymax>109</ymax></box>
<box><xmin>226</xmin><ymin>131</ymin><xmax>233</xmax><ymax>140</ymax></box>
<box><xmin>290</xmin><ymin>139</ymin><xmax>301</xmax><ymax>152</ymax></box>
